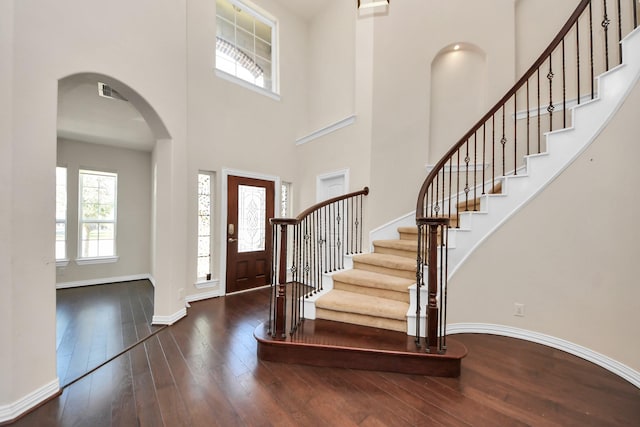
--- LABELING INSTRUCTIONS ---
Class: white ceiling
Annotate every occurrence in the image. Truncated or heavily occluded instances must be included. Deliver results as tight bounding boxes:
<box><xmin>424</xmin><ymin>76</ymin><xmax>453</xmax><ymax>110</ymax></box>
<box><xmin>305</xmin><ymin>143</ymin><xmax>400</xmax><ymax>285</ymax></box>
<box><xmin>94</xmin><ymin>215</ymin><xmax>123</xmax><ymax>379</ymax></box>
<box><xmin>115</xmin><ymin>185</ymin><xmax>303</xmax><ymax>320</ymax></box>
<box><xmin>56</xmin><ymin>0</ymin><xmax>330</xmax><ymax>151</ymax></box>
<box><xmin>57</xmin><ymin>75</ymin><xmax>156</xmax><ymax>151</ymax></box>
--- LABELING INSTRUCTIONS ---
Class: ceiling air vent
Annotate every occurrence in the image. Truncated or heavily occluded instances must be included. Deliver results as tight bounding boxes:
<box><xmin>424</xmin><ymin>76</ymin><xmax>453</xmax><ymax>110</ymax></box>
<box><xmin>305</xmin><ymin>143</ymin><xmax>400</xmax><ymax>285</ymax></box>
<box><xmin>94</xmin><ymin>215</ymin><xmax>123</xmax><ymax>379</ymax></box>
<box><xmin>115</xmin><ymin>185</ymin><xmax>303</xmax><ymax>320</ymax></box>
<box><xmin>98</xmin><ymin>82</ymin><xmax>128</xmax><ymax>102</ymax></box>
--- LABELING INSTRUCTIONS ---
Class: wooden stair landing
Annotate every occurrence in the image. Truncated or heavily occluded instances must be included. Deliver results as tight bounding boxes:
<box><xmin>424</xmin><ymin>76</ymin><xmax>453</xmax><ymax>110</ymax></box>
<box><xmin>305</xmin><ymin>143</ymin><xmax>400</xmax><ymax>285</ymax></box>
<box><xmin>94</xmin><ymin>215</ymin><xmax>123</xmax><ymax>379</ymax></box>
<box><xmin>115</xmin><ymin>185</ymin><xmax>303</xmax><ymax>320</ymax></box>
<box><xmin>255</xmin><ymin>319</ymin><xmax>467</xmax><ymax>377</ymax></box>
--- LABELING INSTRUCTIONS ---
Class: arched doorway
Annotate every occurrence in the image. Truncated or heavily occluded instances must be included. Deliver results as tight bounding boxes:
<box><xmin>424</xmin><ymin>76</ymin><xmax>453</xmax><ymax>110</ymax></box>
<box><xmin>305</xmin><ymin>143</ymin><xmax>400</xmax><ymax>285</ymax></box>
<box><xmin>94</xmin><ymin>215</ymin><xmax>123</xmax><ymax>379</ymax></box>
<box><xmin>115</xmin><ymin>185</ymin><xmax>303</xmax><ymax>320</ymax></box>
<box><xmin>56</xmin><ymin>73</ymin><xmax>171</xmax><ymax>385</ymax></box>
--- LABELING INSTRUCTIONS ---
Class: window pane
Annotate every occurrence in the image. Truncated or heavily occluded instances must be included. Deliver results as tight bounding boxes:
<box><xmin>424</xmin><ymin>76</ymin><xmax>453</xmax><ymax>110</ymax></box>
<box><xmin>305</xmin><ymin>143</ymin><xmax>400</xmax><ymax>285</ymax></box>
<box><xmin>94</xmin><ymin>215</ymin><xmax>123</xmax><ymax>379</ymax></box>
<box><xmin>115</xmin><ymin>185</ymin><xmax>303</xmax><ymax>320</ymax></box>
<box><xmin>236</xmin><ymin>9</ymin><xmax>254</xmax><ymax>34</ymax></box>
<box><xmin>255</xmin><ymin>38</ymin><xmax>271</xmax><ymax>60</ymax></box>
<box><xmin>216</xmin><ymin>0</ymin><xmax>234</xmax><ymax>22</ymax></box>
<box><xmin>216</xmin><ymin>16</ymin><xmax>235</xmax><ymax>42</ymax></box>
<box><xmin>56</xmin><ymin>222</ymin><xmax>66</xmax><ymax>260</ymax></box>
<box><xmin>197</xmin><ymin>172</ymin><xmax>213</xmax><ymax>279</ymax></box>
<box><xmin>237</xmin><ymin>184</ymin><xmax>266</xmax><ymax>253</ymax></box>
<box><xmin>215</xmin><ymin>0</ymin><xmax>275</xmax><ymax>92</ymax></box>
<box><xmin>56</xmin><ymin>167</ymin><xmax>67</xmax><ymax>221</ymax></box>
<box><xmin>255</xmin><ymin>20</ymin><xmax>271</xmax><ymax>43</ymax></box>
<box><xmin>198</xmin><ymin>236</ymin><xmax>210</xmax><ymax>257</ymax></box>
<box><xmin>197</xmin><ymin>256</ymin><xmax>211</xmax><ymax>279</ymax></box>
<box><xmin>79</xmin><ymin>170</ymin><xmax>117</xmax><ymax>258</ymax></box>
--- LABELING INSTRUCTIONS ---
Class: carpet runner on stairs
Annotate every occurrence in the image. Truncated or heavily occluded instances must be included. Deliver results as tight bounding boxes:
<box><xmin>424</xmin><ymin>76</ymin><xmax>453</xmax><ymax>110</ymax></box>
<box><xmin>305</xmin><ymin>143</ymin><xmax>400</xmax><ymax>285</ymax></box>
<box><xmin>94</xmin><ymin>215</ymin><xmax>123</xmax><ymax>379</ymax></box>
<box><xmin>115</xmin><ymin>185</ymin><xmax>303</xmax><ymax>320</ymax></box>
<box><xmin>312</xmin><ymin>187</ymin><xmax>499</xmax><ymax>333</ymax></box>
<box><xmin>314</xmin><ymin>230</ymin><xmax>418</xmax><ymax>333</ymax></box>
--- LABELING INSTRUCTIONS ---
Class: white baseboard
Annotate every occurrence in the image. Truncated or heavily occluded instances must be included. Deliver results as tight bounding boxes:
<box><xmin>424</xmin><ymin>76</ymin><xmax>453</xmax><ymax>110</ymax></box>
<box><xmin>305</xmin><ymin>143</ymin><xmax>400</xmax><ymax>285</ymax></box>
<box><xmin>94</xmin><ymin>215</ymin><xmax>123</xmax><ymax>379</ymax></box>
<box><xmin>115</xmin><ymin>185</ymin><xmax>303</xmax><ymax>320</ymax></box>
<box><xmin>0</xmin><ymin>378</ymin><xmax>59</xmax><ymax>423</ymax></box>
<box><xmin>448</xmin><ymin>323</ymin><xmax>640</xmax><ymax>389</ymax></box>
<box><xmin>152</xmin><ymin>308</ymin><xmax>187</xmax><ymax>325</ymax></box>
<box><xmin>56</xmin><ymin>274</ymin><xmax>152</xmax><ymax>289</ymax></box>
<box><xmin>186</xmin><ymin>286</ymin><xmax>223</xmax><ymax>303</ymax></box>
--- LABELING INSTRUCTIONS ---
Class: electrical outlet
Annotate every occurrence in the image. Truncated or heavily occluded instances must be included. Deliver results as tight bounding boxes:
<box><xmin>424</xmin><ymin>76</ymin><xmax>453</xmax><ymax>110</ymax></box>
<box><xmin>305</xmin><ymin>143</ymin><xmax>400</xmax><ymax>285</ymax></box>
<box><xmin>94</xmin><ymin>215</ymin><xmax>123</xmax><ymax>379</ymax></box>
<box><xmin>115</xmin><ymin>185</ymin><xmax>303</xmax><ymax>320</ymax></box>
<box><xmin>514</xmin><ymin>303</ymin><xmax>525</xmax><ymax>317</ymax></box>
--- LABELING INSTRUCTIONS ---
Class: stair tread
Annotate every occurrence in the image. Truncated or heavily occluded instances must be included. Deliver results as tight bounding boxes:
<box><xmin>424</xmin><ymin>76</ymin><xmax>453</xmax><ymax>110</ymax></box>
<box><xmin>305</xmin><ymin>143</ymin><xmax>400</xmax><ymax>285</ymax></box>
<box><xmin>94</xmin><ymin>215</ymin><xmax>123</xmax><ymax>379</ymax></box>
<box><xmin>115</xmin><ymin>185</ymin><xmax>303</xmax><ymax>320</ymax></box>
<box><xmin>397</xmin><ymin>226</ymin><xmax>418</xmax><ymax>234</ymax></box>
<box><xmin>332</xmin><ymin>269</ymin><xmax>414</xmax><ymax>293</ymax></box>
<box><xmin>373</xmin><ymin>239</ymin><xmax>418</xmax><ymax>251</ymax></box>
<box><xmin>316</xmin><ymin>289</ymin><xmax>408</xmax><ymax>320</ymax></box>
<box><xmin>353</xmin><ymin>253</ymin><xmax>416</xmax><ymax>272</ymax></box>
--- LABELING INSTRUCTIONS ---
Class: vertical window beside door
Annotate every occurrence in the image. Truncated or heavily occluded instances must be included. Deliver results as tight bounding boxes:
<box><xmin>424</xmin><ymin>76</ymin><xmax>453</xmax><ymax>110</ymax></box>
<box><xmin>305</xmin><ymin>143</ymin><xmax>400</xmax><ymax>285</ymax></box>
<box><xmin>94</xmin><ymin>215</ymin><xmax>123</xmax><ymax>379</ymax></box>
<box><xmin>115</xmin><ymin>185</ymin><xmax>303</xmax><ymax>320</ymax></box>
<box><xmin>197</xmin><ymin>172</ymin><xmax>214</xmax><ymax>281</ymax></box>
<box><xmin>78</xmin><ymin>170</ymin><xmax>117</xmax><ymax>259</ymax></box>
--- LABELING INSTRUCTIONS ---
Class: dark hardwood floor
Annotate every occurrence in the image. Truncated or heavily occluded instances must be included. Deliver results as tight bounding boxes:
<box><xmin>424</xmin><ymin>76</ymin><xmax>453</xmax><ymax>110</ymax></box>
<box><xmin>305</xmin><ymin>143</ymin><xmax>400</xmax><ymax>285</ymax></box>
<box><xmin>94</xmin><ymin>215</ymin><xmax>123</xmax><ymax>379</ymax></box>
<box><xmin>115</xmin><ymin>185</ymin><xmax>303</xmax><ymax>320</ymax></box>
<box><xmin>14</xmin><ymin>287</ymin><xmax>639</xmax><ymax>426</ymax></box>
<box><xmin>56</xmin><ymin>280</ymin><xmax>163</xmax><ymax>387</ymax></box>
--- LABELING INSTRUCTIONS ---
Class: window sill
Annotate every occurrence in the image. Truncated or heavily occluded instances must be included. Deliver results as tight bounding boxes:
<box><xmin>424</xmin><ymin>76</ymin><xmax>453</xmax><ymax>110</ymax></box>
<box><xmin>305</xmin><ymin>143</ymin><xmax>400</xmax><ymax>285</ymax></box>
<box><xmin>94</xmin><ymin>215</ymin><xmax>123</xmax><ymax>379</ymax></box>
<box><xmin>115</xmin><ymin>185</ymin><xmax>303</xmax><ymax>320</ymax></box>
<box><xmin>75</xmin><ymin>256</ymin><xmax>119</xmax><ymax>266</ymax></box>
<box><xmin>195</xmin><ymin>278</ymin><xmax>220</xmax><ymax>289</ymax></box>
<box><xmin>56</xmin><ymin>259</ymin><xmax>70</xmax><ymax>268</ymax></box>
<box><xmin>215</xmin><ymin>69</ymin><xmax>281</xmax><ymax>101</ymax></box>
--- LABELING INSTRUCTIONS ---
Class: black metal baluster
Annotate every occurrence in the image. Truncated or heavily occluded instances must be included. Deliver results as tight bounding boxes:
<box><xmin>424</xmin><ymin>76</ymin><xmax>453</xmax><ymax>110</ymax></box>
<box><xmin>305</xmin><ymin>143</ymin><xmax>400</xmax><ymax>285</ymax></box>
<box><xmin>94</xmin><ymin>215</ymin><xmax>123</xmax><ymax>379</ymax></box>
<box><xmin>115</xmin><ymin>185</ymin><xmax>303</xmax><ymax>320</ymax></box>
<box><xmin>350</xmin><ymin>197</ymin><xmax>354</xmax><ymax>254</ymax></box>
<box><xmin>513</xmin><ymin>93</ymin><xmax>518</xmax><ymax>175</ymax></box>
<box><xmin>464</xmin><ymin>140</ymin><xmax>470</xmax><ymax>211</ymax></box>
<box><xmin>603</xmin><ymin>0</ymin><xmax>611</xmax><ymax>71</ymax></box>
<box><xmin>415</xmin><ymin>223</ymin><xmax>423</xmax><ymax>344</ymax></box>
<box><xmin>482</xmin><ymin>123</ymin><xmax>486</xmax><ymax>194</ymax></box>
<box><xmin>537</xmin><ymin>68</ymin><xmax>541</xmax><ymax>152</ymax></box>
<box><xmin>616</xmin><ymin>0</ymin><xmax>622</xmax><ymax>64</ymax></box>
<box><xmin>577</xmin><ymin>16</ymin><xmax>581</xmax><ymax>105</ymax></box>
<box><xmin>526</xmin><ymin>79</ymin><xmax>531</xmax><ymax>155</ymax></box>
<box><xmin>501</xmin><ymin>105</ymin><xmax>506</xmax><ymax>176</ymax></box>
<box><xmin>492</xmin><ymin>114</ymin><xmax>496</xmax><ymax>189</ymax></box>
<box><xmin>473</xmin><ymin>132</ymin><xmax>478</xmax><ymax>206</ymax></box>
<box><xmin>448</xmin><ymin>157</ymin><xmax>453</xmax><ymax>218</ymax></box>
<box><xmin>590</xmin><ymin>0</ymin><xmax>595</xmax><ymax>99</ymax></box>
<box><xmin>359</xmin><ymin>196</ymin><xmax>364</xmax><ymax>253</ymax></box>
<box><xmin>456</xmin><ymin>149</ymin><xmax>461</xmax><ymax>227</ymax></box>
<box><xmin>548</xmin><ymin>53</ymin><xmax>555</xmax><ymax>133</ymax></box>
<box><xmin>562</xmin><ymin>37</ymin><xmax>567</xmax><ymax>129</ymax></box>
<box><xmin>435</xmin><ymin>173</ymin><xmax>440</xmax><ymax>217</ymax></box>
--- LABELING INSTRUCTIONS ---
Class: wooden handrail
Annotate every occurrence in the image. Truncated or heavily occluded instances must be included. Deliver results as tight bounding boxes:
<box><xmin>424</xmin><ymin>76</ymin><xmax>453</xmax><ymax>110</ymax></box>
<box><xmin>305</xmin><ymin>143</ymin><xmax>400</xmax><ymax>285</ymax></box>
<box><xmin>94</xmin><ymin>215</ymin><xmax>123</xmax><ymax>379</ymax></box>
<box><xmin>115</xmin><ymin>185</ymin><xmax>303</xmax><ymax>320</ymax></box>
<box><xmin>268</xmin><ymin>186</ymin><xmax>370</xmax><ymax>337</ymax></box>
<box><xmin>417</xmin><ymin>0</ymin><xmax>593</xmax><ymax>217</ymax></box>
<box><xmin>413</xmin><ymin>0</ymin><xmax>638</xmax><ymax>349</ymax></box>
<box><xmin>271</xmin><ymin>187</ymin><xmax>370</xmax><ymax>225</ymax></box>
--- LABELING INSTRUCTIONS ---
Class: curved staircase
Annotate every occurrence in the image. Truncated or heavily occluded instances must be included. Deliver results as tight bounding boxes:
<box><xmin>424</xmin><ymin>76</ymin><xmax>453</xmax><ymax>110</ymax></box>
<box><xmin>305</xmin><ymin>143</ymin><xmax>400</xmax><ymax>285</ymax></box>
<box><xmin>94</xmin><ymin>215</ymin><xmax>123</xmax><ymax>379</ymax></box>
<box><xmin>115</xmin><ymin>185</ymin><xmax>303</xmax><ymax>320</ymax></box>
<box><xmin>257</xmin><ymin>1</ymin><xmax>639</xmax><ymax>377</ymax></box>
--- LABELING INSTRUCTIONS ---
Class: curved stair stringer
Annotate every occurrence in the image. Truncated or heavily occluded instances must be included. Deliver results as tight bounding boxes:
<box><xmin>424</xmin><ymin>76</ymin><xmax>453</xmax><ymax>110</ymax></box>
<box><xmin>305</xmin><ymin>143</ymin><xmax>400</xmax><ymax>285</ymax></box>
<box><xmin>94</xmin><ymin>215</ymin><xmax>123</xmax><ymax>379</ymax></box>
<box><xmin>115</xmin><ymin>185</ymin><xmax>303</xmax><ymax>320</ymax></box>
<box><xmin>447</xmin><ymin>27</ymin><xmax>640</xmax><ymax>278</ymax></box>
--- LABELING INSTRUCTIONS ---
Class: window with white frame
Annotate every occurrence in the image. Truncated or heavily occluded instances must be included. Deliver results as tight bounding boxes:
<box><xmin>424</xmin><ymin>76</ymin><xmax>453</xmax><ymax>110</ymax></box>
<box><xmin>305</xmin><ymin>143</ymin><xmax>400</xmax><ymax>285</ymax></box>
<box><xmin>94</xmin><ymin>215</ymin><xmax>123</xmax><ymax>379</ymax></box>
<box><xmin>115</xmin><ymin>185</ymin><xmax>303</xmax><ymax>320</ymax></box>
<box><xmin>78</xmin><ymin>170</ymin><xmax>117</xmax><ymax>259</ymax></box>
<box><xmin>56</xmin><ymin>166</ymin><xmax>67</xmax><ymax>261</ymax></box>
<box><xmin>215</xmin><ymin>0</ymin><xmax>277</xmax><ymax>93</ymax></box>
<box><xmin>197</xmin><ymin>172</ymin><xmax>214</xmax><ymax>280</ymax></box>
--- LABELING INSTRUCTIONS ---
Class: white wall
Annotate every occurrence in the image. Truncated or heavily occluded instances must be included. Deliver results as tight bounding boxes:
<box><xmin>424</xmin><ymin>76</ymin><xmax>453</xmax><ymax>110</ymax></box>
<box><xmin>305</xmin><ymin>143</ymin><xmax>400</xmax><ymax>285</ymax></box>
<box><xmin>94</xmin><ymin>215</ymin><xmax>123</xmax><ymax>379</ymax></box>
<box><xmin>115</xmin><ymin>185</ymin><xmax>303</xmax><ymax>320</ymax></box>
<box><xmin>448</xmin><ymin>80</ymin><xmax>640</xmax><ymax>373</ymax></box>
<box><xmin>515</xmin><ymin>0</ymin><xmax>578</xmax><ymax>75</ymax></box>
<box><xmin>184</xmin><ymin>0</ymin><xmax>308</xmax><ymax>297</ymax></box>
<box><xmin>0</xmin><ymin>0</ymin><xmax>15</xmax><ymax>410</ymax></box>
<box><xmin>306</xmin><ymin>0</ymin><xmax>355</xmax><ymax>133</ymax></box>
<box><xmin>56</xmin><ymin>139</ymin><xmax>152</xmax><ymax>285</ymax></box>
<box><xmin>368</xmin><ymin>0</ymin><xmax>517</xmax><ymax>228</ymax></box>
<box><xmin>4</xmin><ymin>0</ymin><xmax>189</xmax><ymax>412</ymax></box>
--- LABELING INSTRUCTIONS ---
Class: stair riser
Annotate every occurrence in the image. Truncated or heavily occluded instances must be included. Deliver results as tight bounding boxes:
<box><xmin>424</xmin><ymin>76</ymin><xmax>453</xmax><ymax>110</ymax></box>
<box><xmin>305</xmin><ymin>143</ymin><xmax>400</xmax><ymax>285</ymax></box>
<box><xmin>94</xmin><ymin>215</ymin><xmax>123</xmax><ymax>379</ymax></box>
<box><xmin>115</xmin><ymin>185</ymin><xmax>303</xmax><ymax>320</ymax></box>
<box><xmin>373</xmin><ymin>246</ymin><xmax>416</xmax><ymax>260</ymax></box>
<box><xmin>353</xmin><ymin>261</ymin><xmax>416</xmax><ymax>280</ymax></box>
<box><xmin>315</xmin><ymin>308</ymin><xmax>407</xmax><ymax>332</ymax></box>
<box><xmin>333</xmin><ymin>282</ymin><xmax>409</xmax><ymax>303</ymax></box>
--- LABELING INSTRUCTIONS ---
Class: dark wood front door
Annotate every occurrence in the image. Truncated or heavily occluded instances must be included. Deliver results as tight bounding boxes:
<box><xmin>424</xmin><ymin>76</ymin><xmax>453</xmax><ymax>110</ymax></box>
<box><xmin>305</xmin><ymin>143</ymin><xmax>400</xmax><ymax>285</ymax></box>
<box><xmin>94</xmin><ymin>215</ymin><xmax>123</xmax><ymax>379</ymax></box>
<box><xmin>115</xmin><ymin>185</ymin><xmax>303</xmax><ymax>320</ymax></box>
<box><xmin>226</xmin><ymin>175</ymin><xmax>274</xmax><ymax>293</ymax></box>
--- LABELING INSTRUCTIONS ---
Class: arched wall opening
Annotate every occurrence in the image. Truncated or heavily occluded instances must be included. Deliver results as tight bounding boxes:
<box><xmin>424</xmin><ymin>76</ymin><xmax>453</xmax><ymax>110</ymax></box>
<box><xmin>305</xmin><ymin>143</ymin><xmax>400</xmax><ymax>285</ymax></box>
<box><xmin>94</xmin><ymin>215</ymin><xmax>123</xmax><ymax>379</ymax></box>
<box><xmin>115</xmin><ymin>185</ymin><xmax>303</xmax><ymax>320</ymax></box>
<box><xmin>56</xmin><ymin>72</ymin><xmax>174</xmax><ymax>383</ymax></box>
<box><xmin>428</xmin><ymin>43</ymin><xmax>488</xmax><ymax>162</ymax></box>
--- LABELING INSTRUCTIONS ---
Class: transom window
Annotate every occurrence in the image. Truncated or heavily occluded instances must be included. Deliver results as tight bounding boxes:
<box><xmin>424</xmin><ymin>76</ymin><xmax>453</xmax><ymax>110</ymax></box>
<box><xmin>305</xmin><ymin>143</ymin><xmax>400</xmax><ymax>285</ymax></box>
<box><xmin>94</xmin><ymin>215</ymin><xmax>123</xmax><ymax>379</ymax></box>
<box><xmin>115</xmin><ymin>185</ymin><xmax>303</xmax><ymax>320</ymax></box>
<box><xmin>215</xmin><ymin>0</ymin><xmax>277</xmax><ymax>93</ymax></box>
<box><xmin>78</xmin><ymin>170</ymin><xmax>117</xmax><ymax>258</ymax></box>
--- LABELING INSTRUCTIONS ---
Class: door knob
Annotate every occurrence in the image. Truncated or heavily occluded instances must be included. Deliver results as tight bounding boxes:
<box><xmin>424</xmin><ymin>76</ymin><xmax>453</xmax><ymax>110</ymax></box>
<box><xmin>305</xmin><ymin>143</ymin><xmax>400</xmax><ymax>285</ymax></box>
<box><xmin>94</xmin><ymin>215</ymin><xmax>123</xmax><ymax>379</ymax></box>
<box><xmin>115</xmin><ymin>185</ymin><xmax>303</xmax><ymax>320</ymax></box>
<box><xmin>228</xmin><ymin>237</ymin><xmax>238</xmax><ymax>242</ymax></box>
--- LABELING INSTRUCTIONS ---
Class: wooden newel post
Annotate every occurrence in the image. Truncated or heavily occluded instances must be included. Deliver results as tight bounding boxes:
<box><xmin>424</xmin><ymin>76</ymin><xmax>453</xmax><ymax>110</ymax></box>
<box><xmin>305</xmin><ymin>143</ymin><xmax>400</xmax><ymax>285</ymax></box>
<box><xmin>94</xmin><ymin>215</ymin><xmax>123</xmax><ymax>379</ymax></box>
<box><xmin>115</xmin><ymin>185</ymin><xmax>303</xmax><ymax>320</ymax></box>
<box><xmin>275</xmin><ymin>224</ymin><xmax>288</xmax><ymax>338</ymax></box>
<box><xmin>426</xmin><ymin>222</ymin><xmax>439</xmax><ymax>349</ymax></box>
